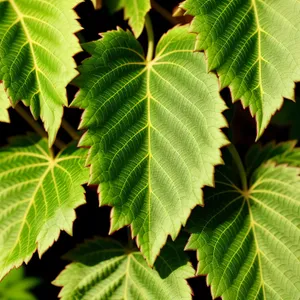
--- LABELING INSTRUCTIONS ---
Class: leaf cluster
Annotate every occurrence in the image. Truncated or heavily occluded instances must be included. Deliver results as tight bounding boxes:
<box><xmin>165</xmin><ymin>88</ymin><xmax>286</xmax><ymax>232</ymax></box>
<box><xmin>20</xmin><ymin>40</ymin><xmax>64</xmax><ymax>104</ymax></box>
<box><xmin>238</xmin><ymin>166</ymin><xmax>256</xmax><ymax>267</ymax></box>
<box><xmin>0</xmin><ymin>0</ymin><xmax>300</xmax><ymax>299</ymax></box>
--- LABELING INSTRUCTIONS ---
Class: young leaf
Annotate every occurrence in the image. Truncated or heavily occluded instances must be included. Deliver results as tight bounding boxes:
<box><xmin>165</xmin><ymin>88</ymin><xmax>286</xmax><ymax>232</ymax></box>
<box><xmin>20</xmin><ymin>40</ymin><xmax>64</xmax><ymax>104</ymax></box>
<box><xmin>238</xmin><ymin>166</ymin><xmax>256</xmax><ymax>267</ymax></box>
<box><xmin>186</xmin><ymin>144</ymin><xmax>300</xmax><ymax>299</ymax></box>
<box><xmin>0</xmin><ymin>135</ymin><xmax>88</xmax><ymax>280</ymax></box>
<box><xmin>0</xmin><ymin>267</ymin><xmax>39</xmax><ymax>300</ymax></box>
<box><xmin>0</xmin><ymin>0</ymin><xmax>82</xmax><ymax>146</ymax></box>
<box><xmin>53</xmin><ymin>237</ymin><xmax>194</xmax><ymax>299</ymax></box>
<box><xmin>182</xmin><ymin>0</ymin><xmax>300</xmax><ymax>138</ymax></box>
<box><xmin>0</xmin><ymin>84</ymin><xmax>10</xmax><ymax>123</ymax></box>
<box><xmin>72</xmin><ymin>26</ymin><xmax>227</xmax><ymax>265</ymax></box>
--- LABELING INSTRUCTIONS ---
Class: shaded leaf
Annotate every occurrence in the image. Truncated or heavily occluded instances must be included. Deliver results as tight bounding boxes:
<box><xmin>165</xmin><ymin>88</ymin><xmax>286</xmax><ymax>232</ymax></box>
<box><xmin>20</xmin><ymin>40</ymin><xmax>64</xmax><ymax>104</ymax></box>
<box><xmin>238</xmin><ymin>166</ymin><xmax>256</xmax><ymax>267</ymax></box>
<box><xmin>0</xmin><ymin>0</ymin><xmax>82</xmax><ymax>145</ymax></box>
<box><xmin>72</xmin><ymin>26</ymin><xmax>227</xmax><ymax>265</ymax></box>
<box><xmin>123</xmin><ymin>0</ymin><xmax>150</xmax><ymax>37</ymax></box>
<box><xmin>182</xmin><ymin>0</ymin><xmax>300</xmax><ymax>138</ymax></box>
<box><xmin>0</xmin><ymin>135</ymin><xmax>88</xmax><ymax>280</ymax></box>
<box><xmin>53</xmin><ymin>237</ymin><xmax>194</xmax><ymax>299</ymax></box>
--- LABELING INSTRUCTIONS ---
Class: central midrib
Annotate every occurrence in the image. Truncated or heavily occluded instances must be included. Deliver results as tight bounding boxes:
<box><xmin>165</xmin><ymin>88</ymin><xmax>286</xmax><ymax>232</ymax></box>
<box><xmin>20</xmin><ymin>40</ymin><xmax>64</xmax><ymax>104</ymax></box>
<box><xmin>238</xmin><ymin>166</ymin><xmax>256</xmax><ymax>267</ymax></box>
<box><xmin>251</xmin><ymin>0</ymin><xmax>264</xmax><ymax>98</ymax></box>
<box><xmin>146</xmin><ymin>63</ymin><xmax>152</xmax><ymax>258</ymax></box>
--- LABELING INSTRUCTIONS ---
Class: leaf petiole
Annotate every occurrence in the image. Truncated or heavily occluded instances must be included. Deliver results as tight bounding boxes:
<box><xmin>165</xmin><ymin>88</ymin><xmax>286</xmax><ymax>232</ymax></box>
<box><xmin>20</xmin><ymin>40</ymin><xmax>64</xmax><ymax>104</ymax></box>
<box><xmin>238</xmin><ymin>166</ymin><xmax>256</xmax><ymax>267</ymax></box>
<box><xmin>227</xmin><ymin>144</ymin><xmax>248</xmax><ymax>192</ymax></box>
<box><xmin>61</xmin><ymin>119</ymin><xmax>80</xmax><ymax>141</ymax></box>
<box><xmin>145</xmin><ymin>14</ymin><xmax>155</xmax><ymax>62</ymax></box>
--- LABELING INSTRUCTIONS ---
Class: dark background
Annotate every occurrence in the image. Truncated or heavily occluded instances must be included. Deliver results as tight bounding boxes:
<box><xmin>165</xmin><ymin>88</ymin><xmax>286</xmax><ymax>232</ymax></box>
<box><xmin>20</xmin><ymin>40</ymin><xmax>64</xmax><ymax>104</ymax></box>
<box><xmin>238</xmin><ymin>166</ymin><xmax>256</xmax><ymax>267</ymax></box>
<box><xmin>0</xmin><ymin>0</ymin><xmax>296</xmax><ymax>299</ymax></box>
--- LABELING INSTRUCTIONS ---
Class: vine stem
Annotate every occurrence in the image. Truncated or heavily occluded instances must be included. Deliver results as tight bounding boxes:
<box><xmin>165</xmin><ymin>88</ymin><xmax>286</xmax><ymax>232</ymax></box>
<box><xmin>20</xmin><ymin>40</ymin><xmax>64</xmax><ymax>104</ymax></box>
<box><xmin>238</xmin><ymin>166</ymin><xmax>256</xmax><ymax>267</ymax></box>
<box><xmin>15</xmin><ymin>104</ymin><xmax>66</xmax><ymax>149</ymax></box>
<box><xmin>61</xmin><ymin>119</ymin><xmax>80</xmax><ymax>140</ymax></box>
<box><xmin>145</xmin><ymin>14</ymin><xmax>155</xmax><ymax>62</ymax></box>
<box><xmin>151</xmin><ymin>0</ymin><xmax>178</xmax><ymax>25</ymax></box>
<box><xmin>228</xmin><ymin>144</ymin><xmax>248</xmax><ymax>192</ymax></box>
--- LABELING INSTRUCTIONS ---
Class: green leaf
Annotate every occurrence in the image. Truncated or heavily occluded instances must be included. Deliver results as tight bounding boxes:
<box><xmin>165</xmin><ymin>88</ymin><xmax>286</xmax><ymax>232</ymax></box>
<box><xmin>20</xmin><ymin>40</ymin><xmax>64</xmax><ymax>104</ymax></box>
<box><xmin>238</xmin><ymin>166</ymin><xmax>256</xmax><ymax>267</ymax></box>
<box><xmin>124</xmin><ymin>0</ymin><xmax>150</xmax><ymax>37</ymax></box>
<box><xmin>0</xmin><ymin>267</ymin><xmax>39</xmax><ymax>300</ymax></box>
<box><xmin>0</xmin><ymin>83</ymin><xmax>10</xmax><ymax>123</ymax></box>
<box><xmin>182</xmin><ymin>0</ymin><xmax>300</xmax><ymax>138</ymax></box>
<box><xmin>186</xmin><ymin>143</ymin><xmax>300</xmax><ymax>299</ymax></box>
<box><xmin>106</xmin><ymin>0</ymin><xmax>150</xmax><ymax>37</ymax></box>
<box><xmin>0</xmin><ymin>135</ymin><xmax>88</xmax><ymax>280</ymax></box>
<box><xmin>0</xmin><ymin>0</ymin><xmax>82</xmax><ymax>146</ymax></box>
<box><xmin>53</xmin><ymin>237</ymin><xmax>194</xmax><ymax>299</ymax></box>
<box><xmin>72</xmin><ymin>26</ymin><xmax>227</xmax><ymax>265</ymax></box>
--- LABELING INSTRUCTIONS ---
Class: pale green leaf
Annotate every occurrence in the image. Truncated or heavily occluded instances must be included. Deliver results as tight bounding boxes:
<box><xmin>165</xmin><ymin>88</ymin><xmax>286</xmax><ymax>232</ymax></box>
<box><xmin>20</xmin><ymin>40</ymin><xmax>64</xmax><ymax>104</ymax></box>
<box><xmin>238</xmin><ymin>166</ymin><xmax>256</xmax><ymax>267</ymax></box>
<box><xmin>186</xmin><ymin>144</ymin><xmax>300</xmax><ymax>299</ymax></box>
<box><xmin>0</xmin><ymin>135</ymin><xmax>88</xmax><ymax>280</ymax></box>
<box><xmin>0</xmin><ymin>83</ymin><xmax>10</xmax><ymax>123</ymax></box>
<box><xmin>106</xmin><ymin>0</ymin><xmax>150</xmax><ymax>37</ymax></box>
<box><xmin>53</xmin><ymin>237</ymin><xmax>194</xmax><ymax>300</ymax></box>
<box><xmin>182</xmin><ymin>0</ymin><xmax>300</xmax><ymax>138</ymax></box>
<box><xmin>0</xmin><ymin>0</ymin><xmax>82</xmax><ymax>145</ymax></box>
<box><xmin>124</xmin><ymin>0</ymin><xmax>150</xmax><ymax>37</ymax></box>
<box><xmin>72</xmin><ymin>26</ymin><xmax>227</xmax><ymax>265</ymax></box>
<box><xmin>0</xmin><ymin>267</ymin><xmax>39</xmax><ymax>300</ymax></box>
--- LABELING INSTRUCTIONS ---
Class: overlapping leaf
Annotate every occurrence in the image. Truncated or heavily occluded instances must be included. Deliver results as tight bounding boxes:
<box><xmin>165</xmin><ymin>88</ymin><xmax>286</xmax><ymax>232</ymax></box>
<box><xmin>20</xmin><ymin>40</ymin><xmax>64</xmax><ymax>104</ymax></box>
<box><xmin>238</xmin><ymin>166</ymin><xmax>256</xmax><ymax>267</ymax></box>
<box><xmin>53</xmin><ymin>237</ymin><xmax>194</xmax><ymax>299</ymax></box>
<box><xmin>182</xmin><ymin>0</ymin><xmax>300</xmax><ymax>138</ymax></box>
<box><xmin>0</xmin><ymin>84</ymin><xmax>10</xmax><ymax>123</ymax></box>
<box><xmin>0</xmin><ymin>267</ymin><xmax>39</xmax><ymax>300</ymax></box>
<box><xmin>186</xmin><ymin>143</ymin><xmax>300</xmax><ymax>299</ymax></box>
<box><xmin>0</xmin><ymin>135</ymin><xmax>88</xmax><ymax>280</ymax></box>
<box><xmin>72</xmin><ymin>25</ymin><xmax>227</xmax><ymax>265</ymax></box>
<box><xmin>0</xmin><ymin>0</ymin><xmax>82</xmax><ymax>145</ymax></box>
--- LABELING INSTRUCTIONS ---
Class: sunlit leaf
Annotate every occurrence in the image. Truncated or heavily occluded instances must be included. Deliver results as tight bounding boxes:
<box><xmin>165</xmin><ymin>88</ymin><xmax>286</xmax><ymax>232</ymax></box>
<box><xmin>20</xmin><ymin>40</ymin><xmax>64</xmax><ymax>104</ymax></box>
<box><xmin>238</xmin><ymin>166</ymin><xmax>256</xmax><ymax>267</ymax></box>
<box><xmin>0</xmin><ymin>0</ymin><xmax>82</xmax><ymax>145</ymax></box>
<box><xmin>72</xmin><ymin>26</ymin><xmax>227</xmax><ymax>265</ymax></box>
<box><xmin>105</xmin><ymin>0</ymin><xmax>150</xmax><ymax>37</ymax></box>
<box><xmin>0</xmin><ymin>135</ymin><xmax>88</xmax><ymax>280</ymax></box>
<box><xmin>182</xmin><ymin>0</ymin><xmax>300</xmax><ymax>138</ymax></box>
